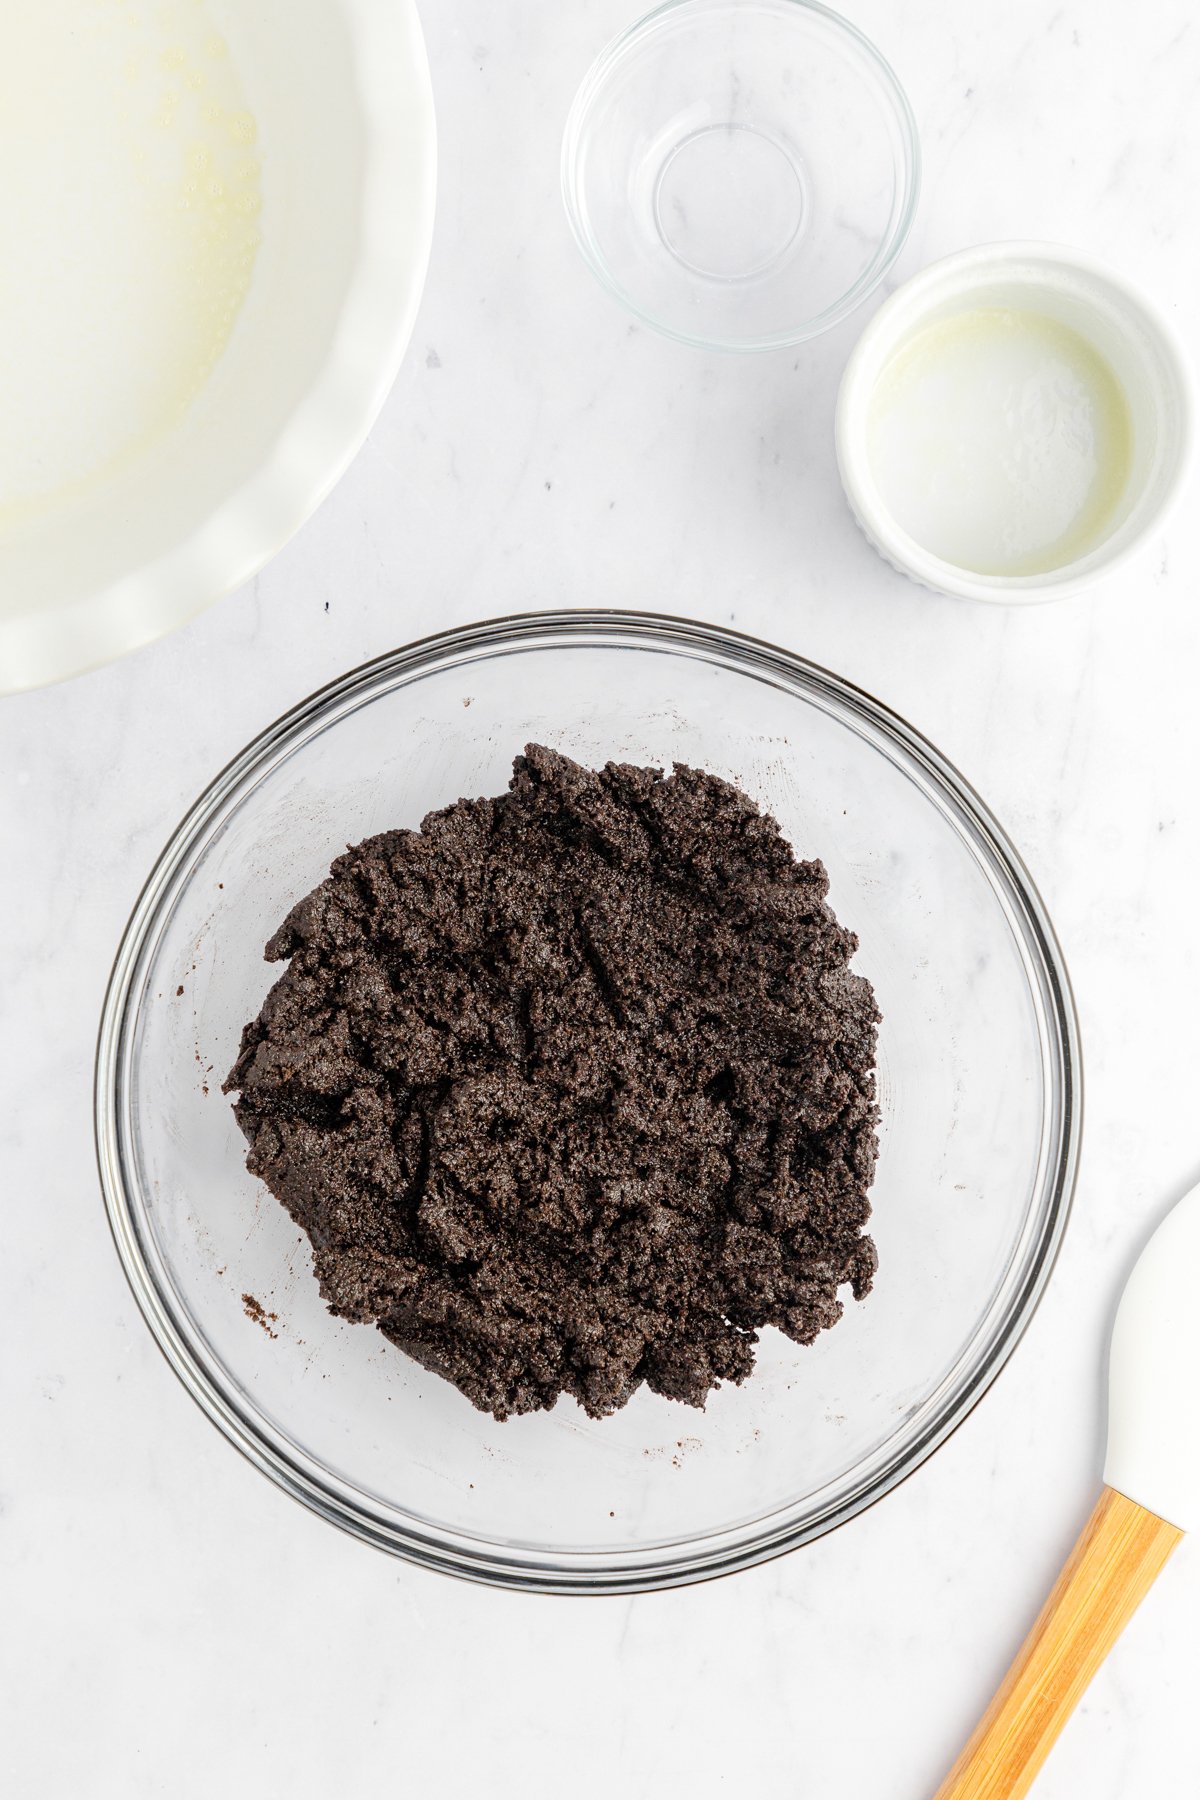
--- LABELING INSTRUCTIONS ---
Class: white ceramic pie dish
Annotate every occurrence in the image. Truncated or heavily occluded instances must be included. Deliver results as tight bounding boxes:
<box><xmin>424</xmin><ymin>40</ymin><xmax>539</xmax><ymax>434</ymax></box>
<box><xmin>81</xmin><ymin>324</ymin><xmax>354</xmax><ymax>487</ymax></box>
<box><xmin>0</xmin><ymin>0</ymin><xmax>436</xmax><ymax>694</ymax></box>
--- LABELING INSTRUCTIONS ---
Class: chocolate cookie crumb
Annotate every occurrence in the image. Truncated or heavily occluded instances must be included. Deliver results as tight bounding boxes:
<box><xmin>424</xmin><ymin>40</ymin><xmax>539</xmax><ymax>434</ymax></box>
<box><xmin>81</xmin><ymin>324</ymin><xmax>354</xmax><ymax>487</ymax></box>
<box><xmin>225</xmin><ymin>746</ymin><xmax>880</xmax><ymax>1420</ymax></box>
<box><xmin>242</xmin><ymin>1293</ymin><xmax>278</xmax><ymax>1338</ymax></box>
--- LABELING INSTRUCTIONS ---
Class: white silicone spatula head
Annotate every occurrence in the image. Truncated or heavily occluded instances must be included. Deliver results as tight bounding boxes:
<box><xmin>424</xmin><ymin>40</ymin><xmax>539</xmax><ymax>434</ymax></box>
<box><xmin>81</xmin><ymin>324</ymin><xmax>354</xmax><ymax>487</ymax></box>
<box><xmin>1104</xmin><ymin>1178</ymin><xmax>1200</xmax><ymax>1532</ymax></box>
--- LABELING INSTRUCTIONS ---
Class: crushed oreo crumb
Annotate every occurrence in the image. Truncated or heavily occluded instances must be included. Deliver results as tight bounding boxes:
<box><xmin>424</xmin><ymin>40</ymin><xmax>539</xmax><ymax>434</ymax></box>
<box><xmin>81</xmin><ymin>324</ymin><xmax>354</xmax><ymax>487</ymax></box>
<box><xmin>241</xmin><ymin>1293</ymin><xmax>278</xmax><ymax>1338</ymax></box>
<box><xmin>225</xmin><ymin>745</ymin><xmax>880</xmax><ymax>1420</ymax></box>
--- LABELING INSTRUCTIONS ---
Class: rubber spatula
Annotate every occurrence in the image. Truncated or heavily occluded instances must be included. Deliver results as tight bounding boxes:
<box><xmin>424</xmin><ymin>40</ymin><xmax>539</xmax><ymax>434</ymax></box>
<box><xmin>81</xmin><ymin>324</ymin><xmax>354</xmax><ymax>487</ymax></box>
<box><xmin>934</xmin><ymin>1179</ymin><xmax>1200</xmax><ymax>1800</ymax></box>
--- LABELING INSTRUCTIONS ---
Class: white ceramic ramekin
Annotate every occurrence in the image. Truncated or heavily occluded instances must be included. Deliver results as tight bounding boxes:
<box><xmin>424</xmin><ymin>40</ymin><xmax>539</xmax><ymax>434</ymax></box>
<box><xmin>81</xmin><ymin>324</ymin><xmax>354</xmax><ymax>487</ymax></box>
<box><xmin>0</xmin><ymin>0</ymin><xmax>437</xmax><ymax>694</ymax></box>
<box><xmin>836</xmin><ymin>242</ymin><xmax>1193</xmax><ymax>603</ymax></box>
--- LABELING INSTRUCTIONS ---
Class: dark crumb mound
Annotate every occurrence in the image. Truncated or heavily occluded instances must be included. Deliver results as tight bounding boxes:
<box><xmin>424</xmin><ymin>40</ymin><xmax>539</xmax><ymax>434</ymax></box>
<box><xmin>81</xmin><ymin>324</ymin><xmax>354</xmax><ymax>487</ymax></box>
<box><xmin>225</xmin><ymin>746</ymin><xmax>881</xmax><ymax>1421</ymax></box>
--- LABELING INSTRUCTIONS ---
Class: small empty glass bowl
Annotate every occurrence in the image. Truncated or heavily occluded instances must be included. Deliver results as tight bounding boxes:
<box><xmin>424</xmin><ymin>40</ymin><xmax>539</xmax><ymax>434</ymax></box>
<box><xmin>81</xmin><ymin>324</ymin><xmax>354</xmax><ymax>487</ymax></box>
<box><xmin>96</xmin><ymin>613</ymin><xmax>1079</xmax><ymax>1593</ymax></box>
<box><xmin>562</xmin><ymin>0</ymin><xmax>920</xmax><ymax>351</ymax></box>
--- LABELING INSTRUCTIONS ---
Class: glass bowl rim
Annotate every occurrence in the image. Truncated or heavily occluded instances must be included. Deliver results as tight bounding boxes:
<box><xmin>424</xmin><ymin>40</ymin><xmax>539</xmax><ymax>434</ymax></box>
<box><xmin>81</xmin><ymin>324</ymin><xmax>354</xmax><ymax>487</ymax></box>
<box><xmin>95</xmin><ymin>609</ymin><xmax>1081</xmax><ymax>1593</ymax></box>
<box><xmin>560</xmin><ymin>0</ymin><xmax>923</xmax><ymax>353</ymax></box>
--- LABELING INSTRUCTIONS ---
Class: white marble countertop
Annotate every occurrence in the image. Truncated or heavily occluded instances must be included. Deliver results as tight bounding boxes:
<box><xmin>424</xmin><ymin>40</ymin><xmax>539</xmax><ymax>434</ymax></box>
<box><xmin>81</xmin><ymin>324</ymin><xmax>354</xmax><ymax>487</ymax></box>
<box><xmin>4</xmin><ymin>0</ymin><xmax>1200</xmax><ymax>1793</ymax></box>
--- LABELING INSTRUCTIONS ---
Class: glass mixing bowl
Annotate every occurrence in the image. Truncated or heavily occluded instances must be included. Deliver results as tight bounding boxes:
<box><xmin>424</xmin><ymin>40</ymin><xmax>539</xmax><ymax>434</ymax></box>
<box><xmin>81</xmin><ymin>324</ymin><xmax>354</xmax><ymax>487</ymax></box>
<box><xmin>562</xmin><ymin>0</ymin><xmax>920</xmax><ymax>351</ymax></box>
<box><xmin>96</xmin><ymin>613</ymin><xmax>1079</xmax><ymax>1592</ymax></box>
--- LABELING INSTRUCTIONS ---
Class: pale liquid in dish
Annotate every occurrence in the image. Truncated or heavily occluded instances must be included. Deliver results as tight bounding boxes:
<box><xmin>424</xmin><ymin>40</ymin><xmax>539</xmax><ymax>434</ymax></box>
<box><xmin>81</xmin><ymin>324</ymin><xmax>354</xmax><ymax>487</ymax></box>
<box><xmin>0</xmin><ymin>0</ymin><xmax>263</xmax><ymax>523</ymax></box>
<box><xmin>867</xmin><ymin>307</ymin><xmax>1133</xmax><ymax>577</ymax></box>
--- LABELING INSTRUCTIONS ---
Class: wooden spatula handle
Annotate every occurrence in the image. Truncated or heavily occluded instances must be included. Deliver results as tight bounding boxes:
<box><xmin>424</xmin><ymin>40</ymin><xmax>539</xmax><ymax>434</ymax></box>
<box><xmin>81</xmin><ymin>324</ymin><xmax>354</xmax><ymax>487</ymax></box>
<box><xmin>934</xmin><ymin>1485</ymin><xmax>1182</xmax><ymax>1800</ymax></box>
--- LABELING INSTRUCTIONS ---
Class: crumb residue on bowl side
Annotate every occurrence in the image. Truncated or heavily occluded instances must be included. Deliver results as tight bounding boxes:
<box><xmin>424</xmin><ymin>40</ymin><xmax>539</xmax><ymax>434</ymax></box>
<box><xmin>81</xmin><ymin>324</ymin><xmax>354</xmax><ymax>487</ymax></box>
<box><xmin>241</xmin><ymin>1293</ymin><xmax>278</xmax><ymax>1338</ymax></box>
